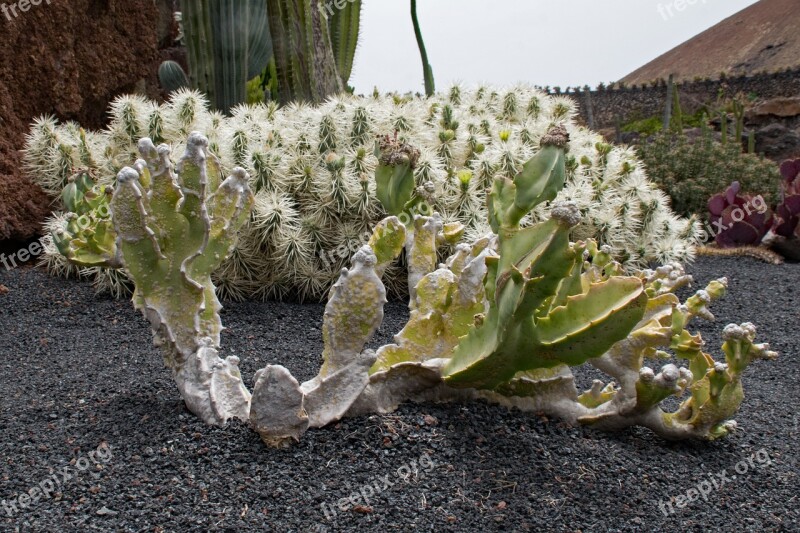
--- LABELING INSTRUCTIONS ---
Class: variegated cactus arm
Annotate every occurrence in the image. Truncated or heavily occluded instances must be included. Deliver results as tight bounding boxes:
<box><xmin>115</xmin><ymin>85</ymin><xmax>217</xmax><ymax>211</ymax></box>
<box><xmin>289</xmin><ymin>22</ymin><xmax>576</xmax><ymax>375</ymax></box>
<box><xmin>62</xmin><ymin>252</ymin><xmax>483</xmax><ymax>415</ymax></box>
<box><xmin>573</xmin><ymin>321</ymin><xmax>777</xmax><ymax>441</ymax></box>
<box><xmin>251</xmin><ymin>232</ymin><xmax>400</xmax><ymax>446</ymax></box>
<box><xmin>250</xmin><ymin>365</ymin><xmax>309</xmax><ymax>448</ymax></box>
<box><xmin>441</xmin><ymin>203</ymin><xmax>648</xmax><ymax>391</ymax></box>
<box><xmin>366</xmin><ymin>216</ymin><xmax>406</xmax><ymax>278</ymax></box>
<box><xmin>406</xmin><ymin>213</ymin><xmax>443</xmax><ymax>304</ymax></box>
<box><xmin>370</xmin><ymin>237</ymin><xmax>494</xmax><ymax>374</ymax></box>
<box><xmin>111</xmin><ymin>133</ymin><xmax>255</xmax><ymax>426</ymax></box>
<box><xmin>316</xmin><ymin>246</ymin><xmax>386</xmax><ymax>377</ymax></box>
<box><xmin>567</xmin><ymin>284</ymin><xmax>778</xmax><ymax>440</ymax></box>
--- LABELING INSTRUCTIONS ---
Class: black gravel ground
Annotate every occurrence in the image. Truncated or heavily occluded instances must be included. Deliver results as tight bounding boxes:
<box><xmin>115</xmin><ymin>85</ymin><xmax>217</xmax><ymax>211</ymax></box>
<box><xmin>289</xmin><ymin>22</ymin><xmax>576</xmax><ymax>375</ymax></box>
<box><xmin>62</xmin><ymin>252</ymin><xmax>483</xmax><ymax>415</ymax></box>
<box><xmin>0</xmin><ymin>257</ymin><xmax>798</xmax><ymax>532</ymax></box>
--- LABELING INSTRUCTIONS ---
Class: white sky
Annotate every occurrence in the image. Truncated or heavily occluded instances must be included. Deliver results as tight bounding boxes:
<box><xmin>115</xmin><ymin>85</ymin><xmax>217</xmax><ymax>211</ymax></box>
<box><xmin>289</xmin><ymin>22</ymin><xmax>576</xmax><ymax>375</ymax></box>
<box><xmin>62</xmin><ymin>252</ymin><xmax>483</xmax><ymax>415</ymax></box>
<box><xmin>349</xmin><ymin>0</ymin><xmax>760</xmax><ymax>93</ymax></box>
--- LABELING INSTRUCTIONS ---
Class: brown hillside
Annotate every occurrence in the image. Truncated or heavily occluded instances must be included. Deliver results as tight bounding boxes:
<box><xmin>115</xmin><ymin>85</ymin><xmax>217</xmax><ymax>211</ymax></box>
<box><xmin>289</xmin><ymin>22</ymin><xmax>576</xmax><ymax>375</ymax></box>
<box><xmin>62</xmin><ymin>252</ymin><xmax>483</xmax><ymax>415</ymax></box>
<box><xmin>622</xmin><ymin>0</ymin><xmax>800</xmax><ymax>85</ymax></box>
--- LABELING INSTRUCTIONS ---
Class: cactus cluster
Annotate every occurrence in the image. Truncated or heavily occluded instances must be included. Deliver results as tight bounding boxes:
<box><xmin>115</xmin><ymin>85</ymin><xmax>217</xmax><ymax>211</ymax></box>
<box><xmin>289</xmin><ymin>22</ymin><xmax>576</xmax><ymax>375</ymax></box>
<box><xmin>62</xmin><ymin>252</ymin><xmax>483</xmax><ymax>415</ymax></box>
<box><xmin>27</xmin><ymin>87</ymin><xmax>702</xmax><ymax>302</ymax></box>
<box><xmin>342</xmin><ymin>128</ymin><xmax>775</xmax><ymax>442</ymax></box>
<box><xmin>96</xmin><ymin>129</ymin><xmax>774</xmax><ymax>446</ymax></box>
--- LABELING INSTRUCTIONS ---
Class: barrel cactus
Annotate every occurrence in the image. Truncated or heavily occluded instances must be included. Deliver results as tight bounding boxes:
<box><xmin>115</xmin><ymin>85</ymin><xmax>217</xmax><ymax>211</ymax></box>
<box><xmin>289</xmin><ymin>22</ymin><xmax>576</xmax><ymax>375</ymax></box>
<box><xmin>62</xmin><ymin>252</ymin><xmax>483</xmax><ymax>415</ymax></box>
<box><xmin>27</xmin><ymin>87</ymin><xmax>702</xmax><ymax>302</ymax></box>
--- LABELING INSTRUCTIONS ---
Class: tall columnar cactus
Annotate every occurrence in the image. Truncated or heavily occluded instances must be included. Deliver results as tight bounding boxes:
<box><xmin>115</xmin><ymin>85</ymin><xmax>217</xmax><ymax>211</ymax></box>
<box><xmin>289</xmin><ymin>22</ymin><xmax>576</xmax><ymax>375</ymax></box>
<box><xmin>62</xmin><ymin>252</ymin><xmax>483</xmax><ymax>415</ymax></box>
<box><xmin>112</xmin><ymin>133</ymin><xmax>255</xmax><ymax>425</ymax></box>
<box><xmin>329</xmin><ymin>0</ymin><xmax>361</xmax><ymax>85</ymax></box>
<box><xmin>29</xmin><ymin>87</ymin><xmax>703</xmax><ymax>302</ymax></box>
<box><xmin>266</xmin><ymin>0</ymin><xmax>358</xmax><ymax>104</ymax></box>
<box><xmin>410</xmin><ymin>0</ymin><xmax>435</xmax><ymax>97</ymax></box>
<box><xmin>161</xmin><ymin>0</ymin><xmax>273</xmax><ymax>113</ymax></box>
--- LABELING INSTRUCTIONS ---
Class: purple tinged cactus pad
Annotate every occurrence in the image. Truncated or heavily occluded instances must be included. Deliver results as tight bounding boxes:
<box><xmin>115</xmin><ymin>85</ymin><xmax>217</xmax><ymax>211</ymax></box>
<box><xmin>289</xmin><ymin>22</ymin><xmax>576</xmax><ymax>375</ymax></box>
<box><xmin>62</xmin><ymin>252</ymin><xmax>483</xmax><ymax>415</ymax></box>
<box><xmin>707</xmin><ymin>181</ymin><xmax>774</xmax><ymax>247</ymax></box>
<box><xmin>775</xmin><ymin>159</ymin><xmax>800</xmax><ymax>239</ymax></box>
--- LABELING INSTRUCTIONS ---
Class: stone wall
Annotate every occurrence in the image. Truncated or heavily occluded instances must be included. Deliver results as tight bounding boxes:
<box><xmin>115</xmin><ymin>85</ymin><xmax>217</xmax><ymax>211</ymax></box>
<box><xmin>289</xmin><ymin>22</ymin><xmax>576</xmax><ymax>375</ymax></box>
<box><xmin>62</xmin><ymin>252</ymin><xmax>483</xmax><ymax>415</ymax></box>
<box><xmin>550</xmin><ymin>68</ymin><xmax>800</xmax><ymax>130</ymax></box>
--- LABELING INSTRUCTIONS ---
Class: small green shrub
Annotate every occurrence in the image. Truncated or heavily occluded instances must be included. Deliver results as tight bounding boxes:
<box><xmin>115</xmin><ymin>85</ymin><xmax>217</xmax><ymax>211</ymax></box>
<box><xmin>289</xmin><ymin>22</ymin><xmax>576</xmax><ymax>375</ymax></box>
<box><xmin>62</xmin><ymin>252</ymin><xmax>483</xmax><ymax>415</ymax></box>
<box><xmin>621</xmin><ymin>116</ymin><xmax>663</xmax><ymax>137</ymax></box>
<box><xmin>621</xmin><ymin>110</ymin><xmax>706</xmax><ymax>138</ymax></box>
<box><xmin>637</xmin><ymin>131</ymin><xmax>781</xmax><ymax>219</ymax></box>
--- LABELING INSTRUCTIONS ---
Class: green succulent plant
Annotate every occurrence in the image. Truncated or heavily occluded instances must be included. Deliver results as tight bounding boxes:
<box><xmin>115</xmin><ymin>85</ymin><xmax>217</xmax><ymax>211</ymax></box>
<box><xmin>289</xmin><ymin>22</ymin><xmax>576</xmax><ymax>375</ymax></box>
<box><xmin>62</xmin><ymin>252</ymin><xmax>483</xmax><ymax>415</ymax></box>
<box><xmin>77</xmin><ymin>129</ymin><xmax>774</xmax><ymax>446</ymax></box>
<box><xmin>112</xmin><ymin>133</ymin><xmax>255</xmax><ymax>424</ymax></box>
<box><xmin>353</xmin><ymin>127</ymin><xmax>776</xmax><ymax>441</ymax></box>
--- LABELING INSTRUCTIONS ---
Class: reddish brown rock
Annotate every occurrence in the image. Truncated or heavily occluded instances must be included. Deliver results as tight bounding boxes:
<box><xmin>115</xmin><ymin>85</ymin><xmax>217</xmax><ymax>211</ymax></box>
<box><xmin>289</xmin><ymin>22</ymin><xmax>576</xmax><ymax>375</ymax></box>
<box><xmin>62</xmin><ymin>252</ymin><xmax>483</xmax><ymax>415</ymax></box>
<box><xmin>0</xmin><ymin>0</ymin><xmax>173</xmax><ymax>241</ymax></box>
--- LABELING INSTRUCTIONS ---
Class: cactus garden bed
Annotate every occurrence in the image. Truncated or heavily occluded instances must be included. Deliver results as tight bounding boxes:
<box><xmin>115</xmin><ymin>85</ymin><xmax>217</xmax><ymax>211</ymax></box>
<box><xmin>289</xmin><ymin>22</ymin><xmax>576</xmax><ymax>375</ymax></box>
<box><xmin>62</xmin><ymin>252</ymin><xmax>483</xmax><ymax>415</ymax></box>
<box><xmin>0</xmin><ymin>256</ymin><xmax>797</xmax><ymax>531</ymax></box>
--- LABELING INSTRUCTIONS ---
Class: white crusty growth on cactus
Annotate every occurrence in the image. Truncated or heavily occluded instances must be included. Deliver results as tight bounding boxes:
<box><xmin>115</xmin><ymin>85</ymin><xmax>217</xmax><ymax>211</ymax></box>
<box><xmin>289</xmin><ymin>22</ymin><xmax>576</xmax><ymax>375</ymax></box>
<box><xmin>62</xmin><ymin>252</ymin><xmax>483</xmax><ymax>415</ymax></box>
<box><xmin>27</xmin><ymin>87</ymin><xmax>702</xmax><ymax>302</ymax></box>
<box><xmin>111</xmin><ymin>133</ymin><xmax>254</xmax><ymax>425</ymax></box>
<box><xmin>70</xmin><ymin>127</ymin><xmax>774</xmax><ymax>448</ymax></box>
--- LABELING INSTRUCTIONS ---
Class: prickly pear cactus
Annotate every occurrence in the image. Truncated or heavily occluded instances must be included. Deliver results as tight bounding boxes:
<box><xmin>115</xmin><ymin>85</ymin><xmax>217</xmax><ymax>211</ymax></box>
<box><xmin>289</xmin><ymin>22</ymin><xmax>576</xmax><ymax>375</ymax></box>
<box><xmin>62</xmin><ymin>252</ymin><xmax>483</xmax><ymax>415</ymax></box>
<box><xmin>111</xmin><ymin>133</ymin><xmax>255</xmax><ymax>425</ymax></box>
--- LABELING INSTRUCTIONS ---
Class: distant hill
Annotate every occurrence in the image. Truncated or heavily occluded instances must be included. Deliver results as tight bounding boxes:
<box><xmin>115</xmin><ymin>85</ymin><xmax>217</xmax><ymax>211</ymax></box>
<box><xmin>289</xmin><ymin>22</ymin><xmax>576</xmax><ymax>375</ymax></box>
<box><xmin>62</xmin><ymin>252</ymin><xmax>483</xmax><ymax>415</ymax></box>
<box><xmin>622</xmin><ymin>0</ymin><xmax>800</xmax><ymax>85</ymax></box>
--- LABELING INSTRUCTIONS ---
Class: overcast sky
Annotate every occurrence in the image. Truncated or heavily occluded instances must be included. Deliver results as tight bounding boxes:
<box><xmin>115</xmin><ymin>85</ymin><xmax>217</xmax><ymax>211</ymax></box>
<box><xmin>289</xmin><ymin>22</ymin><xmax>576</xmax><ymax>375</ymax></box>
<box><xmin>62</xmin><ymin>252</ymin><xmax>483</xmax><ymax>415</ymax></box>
<box><xmin>349</xmin><ymin>0</ymin><xmax>760</xmax><ymax>93</ymax></box>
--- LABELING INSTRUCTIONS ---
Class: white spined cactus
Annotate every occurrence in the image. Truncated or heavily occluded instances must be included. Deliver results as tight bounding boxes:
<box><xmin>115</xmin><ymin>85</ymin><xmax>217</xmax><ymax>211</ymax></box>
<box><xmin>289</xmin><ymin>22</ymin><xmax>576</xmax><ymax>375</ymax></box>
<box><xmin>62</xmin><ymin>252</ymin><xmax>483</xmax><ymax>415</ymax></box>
<box><xmin>27</xmin><ymin>86</ymin><xmax>702</xmax><ymax>302</ymax></box>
